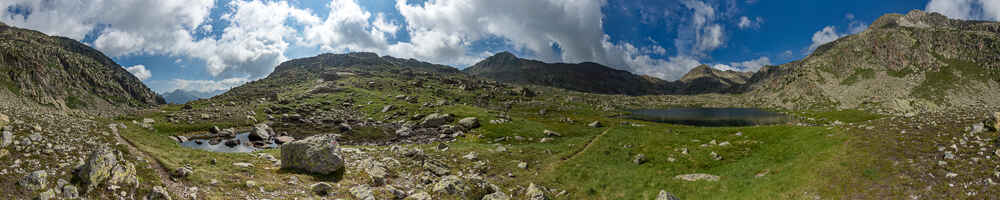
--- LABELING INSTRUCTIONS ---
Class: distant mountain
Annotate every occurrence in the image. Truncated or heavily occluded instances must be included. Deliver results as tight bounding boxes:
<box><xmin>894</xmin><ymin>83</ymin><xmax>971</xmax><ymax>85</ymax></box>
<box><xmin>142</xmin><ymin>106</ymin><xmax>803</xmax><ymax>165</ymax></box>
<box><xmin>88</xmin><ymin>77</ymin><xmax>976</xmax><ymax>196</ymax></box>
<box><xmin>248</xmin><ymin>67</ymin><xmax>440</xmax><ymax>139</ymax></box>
<box><xmin>0</xmin><ymin>22</ymin><xmax>164</xmax><ymax>110</ymax></box>
<box><xmin>742</xmin><ymin>10</ymin><xmax>1000</xmax><ymax>113</ymax></box>
<box><xmin>676</xmin><ymin>65</ymin><xmax>753</xmax><ymax>94</ymax></box>
<box><xmin>161</xmin><ymin>89</ymin><xmax>224</xmax><ymax>104</ymax></box>
<box><xmin>463</xmin><ymin>52</ymin><xmax>670</xmax><ymax>95</ymax></box>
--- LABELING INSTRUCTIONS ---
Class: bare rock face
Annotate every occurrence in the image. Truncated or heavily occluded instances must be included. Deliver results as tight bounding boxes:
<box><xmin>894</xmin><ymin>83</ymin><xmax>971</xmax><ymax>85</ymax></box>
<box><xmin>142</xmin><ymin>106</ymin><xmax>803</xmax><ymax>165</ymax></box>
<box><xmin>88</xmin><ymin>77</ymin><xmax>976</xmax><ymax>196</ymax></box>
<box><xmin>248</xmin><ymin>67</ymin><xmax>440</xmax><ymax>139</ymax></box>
<box><xmin>280</xmin><ymin>134</ymin><xmax>345</xmax><ymax>175</ymax></box>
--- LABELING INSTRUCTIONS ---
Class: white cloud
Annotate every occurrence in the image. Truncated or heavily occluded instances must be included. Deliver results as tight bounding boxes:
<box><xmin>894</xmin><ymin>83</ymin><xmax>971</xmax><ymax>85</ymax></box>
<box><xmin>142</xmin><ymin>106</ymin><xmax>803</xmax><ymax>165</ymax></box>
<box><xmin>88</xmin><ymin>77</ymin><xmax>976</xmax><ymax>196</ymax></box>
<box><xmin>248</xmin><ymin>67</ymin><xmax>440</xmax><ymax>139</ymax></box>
<box><xmin>712</xmin><ymin>64</ymin><xmax>737</xmax><ymax>71</ymax></box>
<box><xmin>125</xmin><ymin>65</ymin><xmax>152</xmax><ymax>81</ymax></box>
<box><xmin>807</xmin><ymin>26</ymin><xmax>841</xmax><ymax>52</ymax></box>
<box><xmin>728</xmin><ymin>56</ymin><xmax>770</xmax><ymax>71</ymax></box>
<box><xmin>737</xmin><ymin>16</ymin><xmax>763</xmax><ymax>29</ymax></box>
<box><xmin>926</xmin><ymin>0</ymin><xmax>1000</xmax><ymax>21</ymax></box>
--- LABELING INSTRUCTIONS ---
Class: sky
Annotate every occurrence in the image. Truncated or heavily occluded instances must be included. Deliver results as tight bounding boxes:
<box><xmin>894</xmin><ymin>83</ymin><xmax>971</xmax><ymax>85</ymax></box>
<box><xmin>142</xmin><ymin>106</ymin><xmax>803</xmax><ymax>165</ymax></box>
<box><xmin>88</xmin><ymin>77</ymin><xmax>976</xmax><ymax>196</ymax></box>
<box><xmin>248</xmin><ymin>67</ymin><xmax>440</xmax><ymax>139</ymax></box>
<box><xmin>1</xmin><ymin>0</ymin><xmax>998</xmax><ymax>94</ymax></box>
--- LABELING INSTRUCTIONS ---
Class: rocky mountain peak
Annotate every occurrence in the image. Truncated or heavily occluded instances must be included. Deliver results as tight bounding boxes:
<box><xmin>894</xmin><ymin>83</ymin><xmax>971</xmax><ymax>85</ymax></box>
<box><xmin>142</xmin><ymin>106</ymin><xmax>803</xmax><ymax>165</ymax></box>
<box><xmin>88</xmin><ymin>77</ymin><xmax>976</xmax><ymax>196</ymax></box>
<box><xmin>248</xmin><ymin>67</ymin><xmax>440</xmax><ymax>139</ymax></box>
<box><xmin>871</xmin><ymin>10</ymin><xmax>952</xmax><ymax>29</ymax></box>
<box><xmin>476</xmin><ymin>51</ymin><xmax>521</xmax><ymax>67</ymax></box>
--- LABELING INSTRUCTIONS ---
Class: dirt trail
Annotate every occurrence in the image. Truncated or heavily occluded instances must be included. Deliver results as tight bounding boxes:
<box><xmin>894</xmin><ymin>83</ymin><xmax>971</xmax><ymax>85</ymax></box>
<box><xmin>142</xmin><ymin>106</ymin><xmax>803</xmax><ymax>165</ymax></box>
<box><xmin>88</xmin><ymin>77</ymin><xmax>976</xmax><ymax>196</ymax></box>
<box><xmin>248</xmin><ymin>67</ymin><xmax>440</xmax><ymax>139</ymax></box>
<box><xmin>109</xmin><ymin>124</ymin><xmax>185</xmax><ymax>198</ymax></box>
<box><xmin>542</xmin><ymin>127</ymin><xmax>613</xmax><ymax>172</ymax></box>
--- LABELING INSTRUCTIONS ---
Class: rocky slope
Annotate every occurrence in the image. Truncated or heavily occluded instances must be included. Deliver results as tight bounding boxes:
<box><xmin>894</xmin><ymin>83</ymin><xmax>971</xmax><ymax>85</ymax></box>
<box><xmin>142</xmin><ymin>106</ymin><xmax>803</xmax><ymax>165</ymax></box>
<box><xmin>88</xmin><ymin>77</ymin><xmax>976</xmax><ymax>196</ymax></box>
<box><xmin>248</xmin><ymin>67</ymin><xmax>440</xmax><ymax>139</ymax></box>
<box><xmin>161</xmin><ymin>90</ymin><xmax>201</xmax><ymax>104</ymax></box>
<box><xmin>742</xmin><ymin>10</ymin><xmax>1000</xmax><ymax>114</ymax></box>
<box><xmin>0</xmin><ymin>23</ymin><xmax>164</xmax><ymax>111</ymax></box>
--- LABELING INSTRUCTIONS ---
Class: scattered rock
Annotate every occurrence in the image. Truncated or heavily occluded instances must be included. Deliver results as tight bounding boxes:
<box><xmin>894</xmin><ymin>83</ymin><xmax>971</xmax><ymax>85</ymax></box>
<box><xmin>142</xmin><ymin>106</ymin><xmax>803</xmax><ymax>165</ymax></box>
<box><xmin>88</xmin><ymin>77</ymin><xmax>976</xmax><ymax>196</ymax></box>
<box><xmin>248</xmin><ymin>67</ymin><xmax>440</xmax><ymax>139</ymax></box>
<box><xmin>61</xmin><ymin>184</ymin><xmax>79</xmax><ymax>199</ymax></box>
<box><xmin>172</xmin><ymin>167</ymin><xmax>193</xmax><ymax>179</ymax></box>
<box><xmin>249</xmin><ymin>123</ymin><xmax>273</xmax><ymax>141</ymax></box>
<box><xmin>483</xmin><ymin>191</ymin><xmax>511</xmax><ymax>200</ymax></box>
<box><xmin>19</xmin><ymin>170</ymin><xmax>47</xmax><ymax>191</ymax></box>
<box><xmin>350</xmin><ymin>184</ymin><xmax>376</xmax><ymax>200</ymax></box>
<box><xmin>233</xmin><ymin>162</ymin><xmax>254</xmax><ymax>168</ymax></box>
<box><xmin>77</xmin><ymin>147</ymin><xmax>117</xmax><ymax>186</ymax></box>
<box><xmin>245</xmin><ymin>180</ymin><xmax>257</xmax><ymax>187</ymax></box>
<box><xmin>675</xmin><ymin>173</ymin><xmax>720</xmax><ymax>182</ymax></box>
<box><xmin>633</xmin><ymin>154</ymin><xmax>647</xmax><ymax>164</ymax></box>
<box><xmin>656</xmin><ymin>190</ymin><xmax>681</xmax><ymax>200</ymax></box>
<box><xmin>525</xmin><ymin>183</ymin><xmax>547</xmax><ymax>200</ymax></box>
<box><xmin>518</xmin><ymin>161</ymin><xmax>528</xmax><ymax>169</ymax></box>
<box><xmin>280</xmin><ymin>134</ymin><xmax>345</xmax><ymax>175</ymax></box>
<box><xmin>539</xmin><ymin>138</ymin><xmax>553</xmax><ymax>143</ymax></box>
<box><xmin>381</xmin><ymin>105</ymin><xmax>395</xmax><ymax>113</ymax></box>
<box><xmin>459</xmin><ymin>117</ymin><xmax>480</xmax><ymax>129</ymax></box>
<box><xmin>419</xmin><ymin>113</ymin><xmax>454</xmax><ymax>128</ymax></box>
<box><xmin>588</xmin><ymin>121</ymin><xmax>602</xmax><ymax>128</ymax></box>
<box><xmin>146</xmin><ymin>186</ymin><xmax>171</xmax><ymax>200</ymax></box>
<box><xmin>210</xmin><ymin>126</ymin><xmax>221</xmax><ymax>134</ymax></box>
<box><xmin>463</xmin><ymin>152</ymin><xmax>478</xmax><ymax>160</ymax></box>
<box><xmin>1</xmin><ymin>129</ymin><xmax>12</xmax><ymax>147</ymax></box>
<box><xmin>38</xmin><ymin>189</ymin><xmax>55</xmax><ymax>200</ymax></box>
<box><xmin>543</xmin><ymin>130</ymin><xmax>561</xmax><ymax>137</ymax></box>
<box><xmin>311</xmin><ymin>182</ymin><xmax>333</xmax><ymax>196</ymax></box>
<box><xmin>404</xmin><ymin>191</ymin><xmax>432</xmax><ymax>200</ymax></box>
<box><xmin>710</xmin><ymin>151</ymin><xmax>723</xmax><ymax>160</ymax></box>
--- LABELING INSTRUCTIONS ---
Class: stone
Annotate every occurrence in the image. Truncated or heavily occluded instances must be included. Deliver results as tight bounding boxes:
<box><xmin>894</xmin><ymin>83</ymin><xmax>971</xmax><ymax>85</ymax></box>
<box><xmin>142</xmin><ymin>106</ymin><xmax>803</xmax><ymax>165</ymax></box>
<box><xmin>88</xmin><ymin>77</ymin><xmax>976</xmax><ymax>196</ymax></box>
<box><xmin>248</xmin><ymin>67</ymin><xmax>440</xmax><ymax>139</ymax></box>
<box><xmin>633</xmin><ymin>154</ymin><xmax>647</xmax><ymax>164</ymax></box>
<box><xmin>366</xmin><ymin>166</ymin><xmax>388</xmax><ymax>186</ymax></box>
<box><xmin>543</xmin><ymin>130</ymin><xmax>561</xmax><ymax>137</ymax></box>
<box><xmin>424</xmin><ymin>160</ymin><xmax>450</xmax><ymax>176</ymax></box>
<box><xmin>245</xmin><ymin>180</ymin><xmax>257</xmax><ymax>187</ymax></box>
<box><xmin>249</xmin><ymin>123</ymin><xmax>273</xmax><ymax>141</ymax></box>
<box><xmin>311</xmin><ymin>182</ymin><xmax>333</xmax><ymax>196</ymax></box>
<box><xmin>224</xmin><ymin>139</ymin><xmax>240</xmax><ymax>147</ymax></box>
<box><xmin>483</xmin><ymin>191</ymin><xmax>511</xmax><ymax>200</ymax></box>
<box><xmin>458</xmin><ymin>117</ymin><xmax>480</xmax><ymax>129</ymax></box>
<box><xmin>539</xmin><ymin>138</ymin><xmax>553</xmax><ymax>143</ymax></box>
<box><xmin>61</xmin><ymin>184</ymin><xmax>79</xmax><ymax>199</ymax></box>
<box><xmin>274</xmin><ymin>136</ymin><xmax>295</xmax><ymax>144</ymax></box>
<box><xmin>172</xmin><ymin>167</ymin><xmax>193</xmax><ymax>178</ymax></box>
<box><xmin>588</xmin><ymin>121</ymin><xmax>602</xmax><ymax>128</ymax></box>
<box><xmin>396</xmin><ymin>126</ymin><xmax>413</xmax><ymax>137</ymax></box>
<box><xmin>108</xmin><ymin>162</ymin><xmax>137</xmax><ymax>186</ymax></box>
<box><xmin>432</xmin><ymin>175</ymin><xmax>489</xmax><ymax>199</ymax></box>
<box><xmin>350</xmin><ymin>184</ymin><xmax>376</xmax><ymax>200</ymax></box>
<box><xmin>711</xmin><ymin>152</ymin><xmax>723</xmax><ymax>160</ymax></box>
<box><xmin>233</xmin><ymin>162</ymin><xmax>254</xmax><ymax>168</ymax></box>
<box><xmin>518</xmin><ymin>161</ymin><xmax>528</xmax><ymax>169</ymax></box>
<box><xmin>656</xmin><ymin>190</ymin><xmax>681</xmax><ymax>200</ymax></box>
<box><xmin>38</xmin><ymin>189</ymin><xmax>55</xmax><ymax>200</ymax></box>
<box><xmin>1</xmin><ymin>130</ymin><xmax>12</xmax><ymax>147</ymax></box>
<box><xmin>987</xmin><ymin>112</ymin><xmax>1000</xmax><ymax>132</ymax></box>
<box><xmin>77</xmin><ymin>147</ymin><xmax>117</xmax><ymax>187</ymax></box>
<box><xmin>463</xmin><ymin>152</ymin><xmax>478</xmax><ymax>160</ymax></box>
<box><xmin>19</xmin><ymin>170</ymin><xmax>47</xmax><ymax>191</ymax></box>
<box><xmin>675</xmin><ymin>173</ymin><xmax>720</xmax><ymax>182</ymax></box>
<box><xmin>419</xmin><ymin>113</ymin><xmax>454</xmax><ymax>128</ymax></box>
<box><xmin>381</xmin><ymin>105</ymin><xmax>395</xmax><ymax>113</ymax></box>
<box><xmin>404</xmin><ymin>191</ymin><xmax>432</xmax><ymax>200</ymax></box>
<box><xmin>146</xmin><ymin>186</ymin><xmax>171</xmax><ymax>200</ymax></box>
<box><xmin>280</xmin><ymin>134</ymin><xmax>345</xmax><ymax>175</ymax></box>
<box><xmin>525</xmin><ymin>183</ymin><xmax>547</xmax><ymax>200</ymax></box>
<box><xmin>210</xmin><ymin>126</ymin><xmax>221</xmax><ymax>134</ymax></box>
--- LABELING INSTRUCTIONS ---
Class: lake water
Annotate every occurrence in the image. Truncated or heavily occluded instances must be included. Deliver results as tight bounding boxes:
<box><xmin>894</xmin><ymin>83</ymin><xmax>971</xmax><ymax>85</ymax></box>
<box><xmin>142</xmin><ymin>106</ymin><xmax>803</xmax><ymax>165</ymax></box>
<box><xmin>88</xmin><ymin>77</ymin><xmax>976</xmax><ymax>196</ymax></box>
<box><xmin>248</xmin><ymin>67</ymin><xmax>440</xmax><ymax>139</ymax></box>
<box><xmin>180</xmin><ymin>132</ymin><xmax>276</xmax><ymax>153</ymax></box>
<box><xmin>629</xmin><ymin>108</ymin><xmax>790</xmax><ymax>126</ymax></box>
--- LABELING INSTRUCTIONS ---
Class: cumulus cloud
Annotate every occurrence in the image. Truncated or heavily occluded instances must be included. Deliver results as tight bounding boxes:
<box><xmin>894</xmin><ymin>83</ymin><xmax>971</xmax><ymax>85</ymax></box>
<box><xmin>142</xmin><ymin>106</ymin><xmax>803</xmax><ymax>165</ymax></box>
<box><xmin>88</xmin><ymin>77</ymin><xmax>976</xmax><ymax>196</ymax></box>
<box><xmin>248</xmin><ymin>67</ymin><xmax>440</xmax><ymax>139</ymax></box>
<box><xmin>737</xmin><ymin>16</ymin><xmax>763</xmax><ymax>29</ymax></box>
<box><xmin>805</xmin><ymin>13</ymin><xmax>868</xmax><ymax>54</ymax></box>
<box><xmin>125</xmin><ymin>65</ymin><xmax>152</xmax><ymax>81</ymax></box>
<box><xmin>728</xmin><ymin>56</ymin><xmax>770</xmax><ymax>71</ymax></box>
<box><xmin>151</xmin><ymin>77</ymin><xmax>250</xmax><ymax>93</ymax></box>
<box><xmin>926</xmin><ymin>0</ymin><xmax>1000</xmax><ymax>21</ymax></box>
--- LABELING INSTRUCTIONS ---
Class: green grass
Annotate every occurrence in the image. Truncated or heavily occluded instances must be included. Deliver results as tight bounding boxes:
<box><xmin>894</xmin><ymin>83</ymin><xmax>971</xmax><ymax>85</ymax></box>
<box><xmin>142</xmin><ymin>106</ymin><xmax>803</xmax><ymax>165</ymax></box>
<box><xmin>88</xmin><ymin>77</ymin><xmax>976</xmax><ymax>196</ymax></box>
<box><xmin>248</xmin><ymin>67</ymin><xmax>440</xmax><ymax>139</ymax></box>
<box><xmin>913</xmin><ymin>54</ymin><xmax>998</xmax><ymax>102</ymax></box>
<box><xmin>799</xmin><ymin>109</ymin><xmax>884</xmax><ymax>124</ymax></box>
<box><xmin>65</xmin><ymin>95</ymin><xmax>88</xmax><ymax>109</ymax></box>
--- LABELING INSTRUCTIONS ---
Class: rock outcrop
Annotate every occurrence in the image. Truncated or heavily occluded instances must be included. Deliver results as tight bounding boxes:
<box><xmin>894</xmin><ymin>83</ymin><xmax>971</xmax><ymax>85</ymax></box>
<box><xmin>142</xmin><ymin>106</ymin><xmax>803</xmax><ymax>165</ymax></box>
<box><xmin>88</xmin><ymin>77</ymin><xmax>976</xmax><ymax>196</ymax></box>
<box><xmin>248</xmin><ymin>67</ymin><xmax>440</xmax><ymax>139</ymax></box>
<box><xmin>280</xmin><ymin>134</ymin><xmax>345</xmax><ymax>175</ymax></box>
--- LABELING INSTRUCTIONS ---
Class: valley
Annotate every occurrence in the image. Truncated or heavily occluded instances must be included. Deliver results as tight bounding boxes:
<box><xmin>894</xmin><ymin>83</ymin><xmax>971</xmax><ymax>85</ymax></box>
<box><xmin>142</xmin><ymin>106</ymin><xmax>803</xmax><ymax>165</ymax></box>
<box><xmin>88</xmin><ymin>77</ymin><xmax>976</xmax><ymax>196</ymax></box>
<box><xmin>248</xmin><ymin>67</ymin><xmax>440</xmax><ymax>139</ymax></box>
<box><xmin>0</xmin><ymin>9</ymin><xmax>999</xmax><ymax>200</ymax></box>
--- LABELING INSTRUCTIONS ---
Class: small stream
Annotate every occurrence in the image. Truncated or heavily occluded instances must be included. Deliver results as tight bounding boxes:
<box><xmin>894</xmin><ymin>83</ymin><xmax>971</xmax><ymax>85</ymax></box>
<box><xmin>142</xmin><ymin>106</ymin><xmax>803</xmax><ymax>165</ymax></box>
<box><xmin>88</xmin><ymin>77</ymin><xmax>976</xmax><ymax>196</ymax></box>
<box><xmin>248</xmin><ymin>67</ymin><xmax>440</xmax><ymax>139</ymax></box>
<box><xmin>179</xmin><ymin>133</ymin><xmax>277</xmax><ymax>153</ymax></box>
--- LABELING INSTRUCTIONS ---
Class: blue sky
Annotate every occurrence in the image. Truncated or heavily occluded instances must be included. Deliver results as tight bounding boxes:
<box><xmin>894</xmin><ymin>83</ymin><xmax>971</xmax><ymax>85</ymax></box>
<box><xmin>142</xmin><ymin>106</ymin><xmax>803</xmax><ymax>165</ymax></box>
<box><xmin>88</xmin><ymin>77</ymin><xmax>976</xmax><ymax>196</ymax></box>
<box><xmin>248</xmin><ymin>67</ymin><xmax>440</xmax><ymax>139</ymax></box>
<box><xmin>2</xmin><ymin>0</ymin><xmax>997</xmax><ymax>93</ymax></box>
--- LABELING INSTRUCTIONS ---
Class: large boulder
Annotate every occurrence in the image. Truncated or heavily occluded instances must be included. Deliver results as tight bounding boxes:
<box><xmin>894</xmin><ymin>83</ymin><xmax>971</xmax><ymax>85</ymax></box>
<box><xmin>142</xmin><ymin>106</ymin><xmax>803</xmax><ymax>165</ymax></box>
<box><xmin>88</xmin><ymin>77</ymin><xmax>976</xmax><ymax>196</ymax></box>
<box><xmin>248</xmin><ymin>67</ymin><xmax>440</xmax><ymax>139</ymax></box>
<box><xmin>525</xmin><ymin>183</ymin><xmax>547</xmax><ymax>200</ymax></box>
<box><xmin>108</xmin><ymin>162</ymin><xmax>138</xmax><ymax>186</ymax></box>
<box><xmin>458</xmin><ymin>117</ymin><xmax>480</xmax><ymax>129</ymax></box>
<box><xmin>280</xmin><ymin>134</ymin><xmax>345</xmax><ymax>175</ymax></box>
<box><xmin>249</xmin><ymin>123</ymin><xmax>273</xmax><ymax>141</ymax></box>
<box><xmin>419</xmin><ymin>113</ymin><xmax>454</xmax><ymax>128</ymax></box>
<box><xmin>76</xmin><ymin>147</ymin><xmax>117</xmax><ymax>187</ymax></box>
<box><xmin>656</xmin><ymin>190</ymin><xmax>681</xmax><ymax>200</ymax></box>
<box><xmin>986</xmin><ymin>112</ymin><xmax>1000</xmax><ymax>132</ymax></box>
<box><xmin>431</xmin><ymin>175</ymin><xmax>491</xmax><ymax>199</ymax></box>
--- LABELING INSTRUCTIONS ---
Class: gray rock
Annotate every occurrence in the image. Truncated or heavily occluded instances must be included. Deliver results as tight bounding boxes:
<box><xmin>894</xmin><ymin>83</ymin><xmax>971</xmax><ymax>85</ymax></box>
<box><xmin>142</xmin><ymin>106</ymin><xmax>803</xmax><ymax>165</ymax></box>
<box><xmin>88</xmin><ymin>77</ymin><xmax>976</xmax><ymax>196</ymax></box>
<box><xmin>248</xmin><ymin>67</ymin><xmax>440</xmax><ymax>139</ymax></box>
<box><xmin>350</xmin><ymin>184</ymin><xmax>376</xmax><ymax>200</ymax></box>
<box><xmin>249</xmin><ymin>123</ymin><xmax>273</xmax><ymax>141</ymax></box>
<box><xmin>458</xmin><ymin>117</ymin><xmax>480</xmax><ymax>129</ymax></box>
<box><xmin>987</xmin><ymin>112</ymin><xmax>1000</xmax><ymax>132</ymax></box>
<box><xmin>172</xmin><ymin>167</ymin><xmax>193</xmax><ymax>178</ymax></box>
<box><xmin>404</xmin><ymin>191</ymin><xmax>432</xmax><ymax>200</ymax></box>
<box><xmin>633</xmin><ymin>154</ymin><xmax>647</xmax><ymax>164</ymax></box>
<box><xmin>77</xmin><ymin>147</ymin><xmax>116</xmax><ymax>187</ymax></box>
<box><xmin>210</xmin><ymin>126</ymin><xmax>221</xmax><ymax>134</ymax></box>
<box><xmin>1</xmin><ymin>130</ymin><xmax>12</xmax><ymax>147</ymax></box>
<box><xmin>147</xmin><ymin>186</ymin><xmax>171</xmax><ymax>200</ymax></box>
<box><xmin>483</xmin><ymin>191</ymin><xmax>511</xmax><ymax>200</ymax></box>
<box><xmin>19</xmin><ymin>170</ymin><xmax>47</xmax><ymax>191</ymax></box>
<box><xmin>674</xmin><ymin>173</ymin><xmax>720</xmax><ymax>182</ymax></box>
<box><xmin>38</xmin><ymin>189</ymin><xmax>55</xmax><ymax>200</ymax></box>
<box><xmin>588</xmin><ymin>121</ymin><xmax>602</xmax><ymax>128</ymax></box>
<box><xmin>366</xmin><ymin>166</ymin><xmax>388</xmax><ymax>186</ymax></box>
<box><xmin>233</xmin><ymin>162</ymin><xmax>254</xmax><ymax>168</ymax></box>
<box><xmin>311</xmin><ymin>182</ymin><xmax>333</xmax><ymax>196</ymax></box>
<box><xmin>543</xmin><ymin>130</ymin><xmax>561</xmax><ymax>137</ymax></box>
<box><xmin>419</xmin><ymin>113</ymin><xmax>454</xmax><ymax>128</ymax></box>
<box><xmin>424</xmin><ymin>160</ymin><xmax>450</xmax><ymax>176</ymax></box>
<box><xmin>656</xmin><ymin>190</ymin><xmax>681</xmax><ymax>200</ymax></box>
<box><xmin>108</xmin><ymin>162</ymin><xmax>137</xmax><ymax>186</ymax></box>
<box><xmin>432</xmin><ymin>175</ymin><xmax>489</xmax><ymax>199</ymax></box>
<box><xmin>61</xmin><ymin>184</ymin><xmax>79</xmax><ymax>199</ymax></box>
<box><xmin>525</xmin><ymin>183</ymin><xmax>547</xmax><ymax>200</ymax></box>
<box><xmin>275</xmin><ymin>136</ymin><xmax>295</xmax><ymax>144</ymax></box>
<box><xmin>280</xmin><ymin>134</ymin><xmax>345</xmax><ymax>175</ymax></box>
<box><xmin>381</xmin><ymin>105</ymin><xmax>395</xmax><ymax>113</ymax></box>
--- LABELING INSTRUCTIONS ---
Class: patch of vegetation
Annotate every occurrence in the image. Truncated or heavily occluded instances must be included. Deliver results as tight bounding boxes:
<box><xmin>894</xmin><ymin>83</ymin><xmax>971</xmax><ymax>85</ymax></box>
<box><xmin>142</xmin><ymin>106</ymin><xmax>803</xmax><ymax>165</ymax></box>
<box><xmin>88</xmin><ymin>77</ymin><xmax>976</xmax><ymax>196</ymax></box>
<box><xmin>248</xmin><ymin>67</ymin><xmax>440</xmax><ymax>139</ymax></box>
<box><xmin>799</xmin><ymin>109</ymin><xmax>884</xmax><ymax>123</ymax></box>
<box><xmin>65</xmin><ymin>95</ymin><xmax>88</xmax><ymax>109</ymax></box>
<box><xmin>886</xmin><ymin>67</ymin><xmax>915</xmax><ymax>78</ymax></box>
<box><xmin>912</xmin><ymin>54</ymin><xmax>994</xmax><ymax>102</ymax></box>
<box><xmin>839</xmin><ymin>68</ymin><xmax>875</xmax><ymax>85</ymax></box>
<box><xmin>0</xmin><ymin>79</ymin><xmax>20</xmax><ymax>95</ymax></box>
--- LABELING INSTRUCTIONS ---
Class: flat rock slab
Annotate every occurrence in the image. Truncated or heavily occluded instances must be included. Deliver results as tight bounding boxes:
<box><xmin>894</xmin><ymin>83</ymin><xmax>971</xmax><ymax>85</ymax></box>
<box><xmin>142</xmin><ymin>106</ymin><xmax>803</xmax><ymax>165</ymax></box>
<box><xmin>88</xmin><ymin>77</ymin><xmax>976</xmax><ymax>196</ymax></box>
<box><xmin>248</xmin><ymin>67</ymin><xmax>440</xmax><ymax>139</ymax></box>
<box><xmin>674</xmin><ymin>173</ymin><xmax>720</xmax><ymax>182</ymax></box>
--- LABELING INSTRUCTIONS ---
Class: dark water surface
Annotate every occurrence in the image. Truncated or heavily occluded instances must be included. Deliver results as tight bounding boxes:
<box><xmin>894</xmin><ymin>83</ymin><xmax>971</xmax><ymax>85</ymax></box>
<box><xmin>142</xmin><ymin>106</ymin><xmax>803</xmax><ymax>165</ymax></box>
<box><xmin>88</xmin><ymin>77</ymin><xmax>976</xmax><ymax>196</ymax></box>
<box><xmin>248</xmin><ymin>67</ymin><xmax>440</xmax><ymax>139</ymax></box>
<box><xmin>180</xmin><ymin>132</ymin><xmax>276</xmax><ymax>153</ymax></box>
<box><xmin>629</xmin><ymin>108</ymin><xmax>790</xmax><ymax>126</ymax></box>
